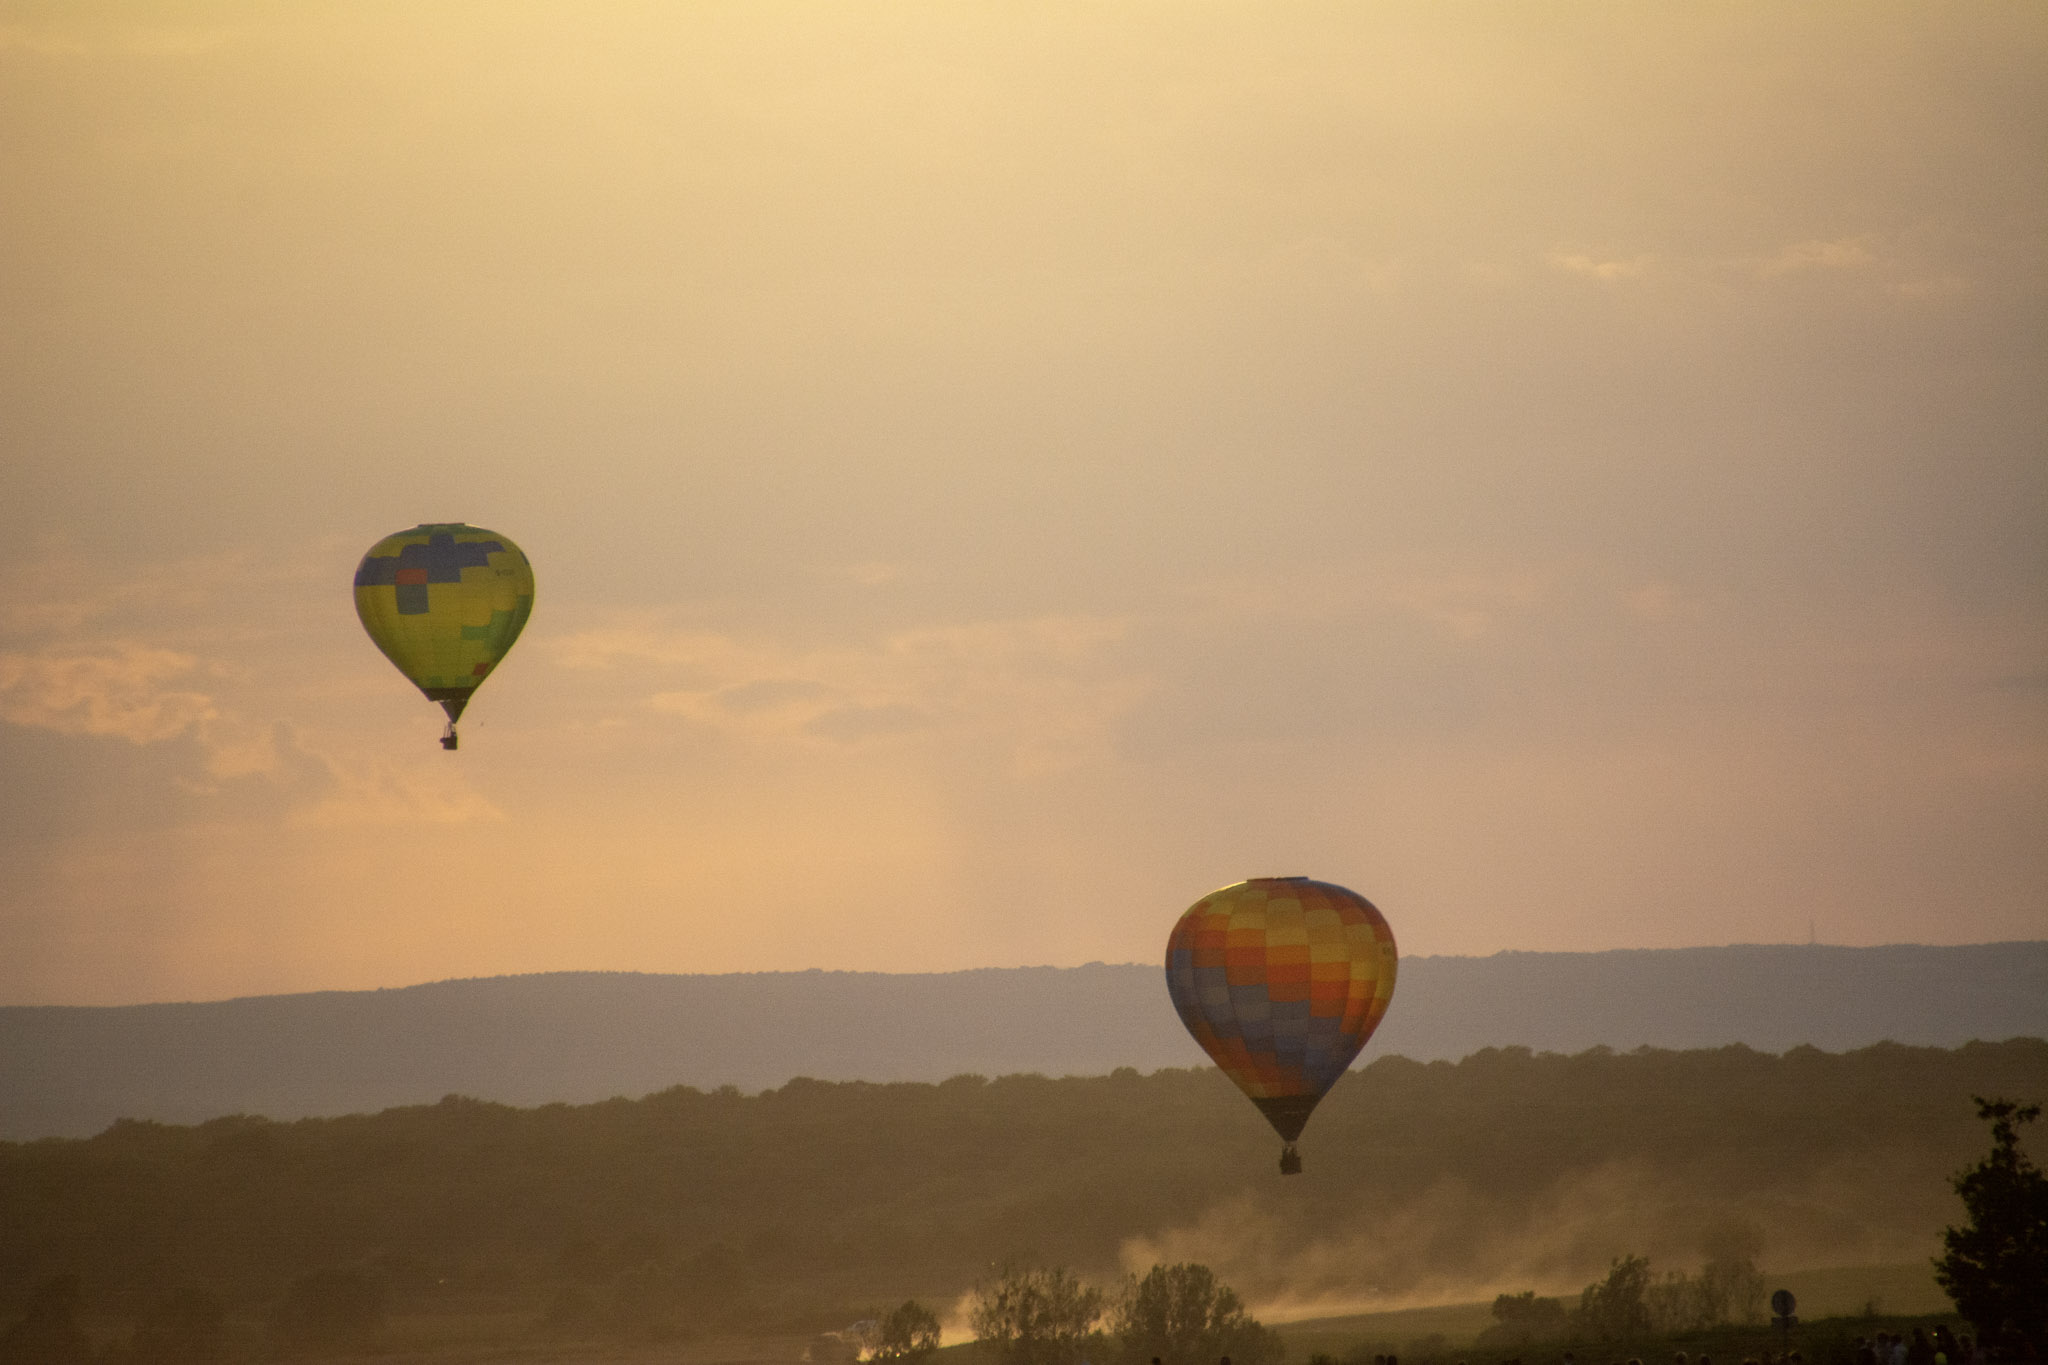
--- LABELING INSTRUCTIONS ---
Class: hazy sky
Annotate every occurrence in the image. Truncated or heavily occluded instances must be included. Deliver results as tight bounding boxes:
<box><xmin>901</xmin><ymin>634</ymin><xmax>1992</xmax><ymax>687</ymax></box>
<box><xmin>2</xmin><ymin>1</ymin><xmax>2043</xmax><ymax>1006</ymax></box>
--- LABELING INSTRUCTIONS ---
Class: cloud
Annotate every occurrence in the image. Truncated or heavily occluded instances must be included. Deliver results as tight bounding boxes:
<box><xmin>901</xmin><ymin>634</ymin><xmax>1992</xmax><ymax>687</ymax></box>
<box><xmin>1181</xmin><ymin>563</ymin><xmax>1556</xmax><ymax>644</ymax></box>
<box><xmin>1758</xmin><ymin>236</ymin><xmax>1878</xmax><ymax>277</ymax></box>
<box><xmin>0</xmin><ymin>558</ymin><xmax>160</xmax><ymax>636</ymax></box>
<box><xmin>0</xmin><ymin>641</ymin><xmax>492</xmax><ymax>826</ymax></box>
<box><xmin>1890</xmin><ymin>272</ymin><xmax>1972</xmax><ymax>300</ymax></box>
<box><xmin>1548</xmin><ymin>251</ymin><xmax>1652</xmax><ymax>282</ymax></box>
<box><xmin>287</xmin><ymin>755</ymin><xmax>505</xmax><ymax>828</ymax></box>
<box><xmin>839</xmin><ymin>561</ymin><xmax>905</xmax><ymax>587</ymax></box>
<box><xmin>1374</xmin><ymin>570</ymin><xmax>1552</xmax><ymax>642</ymax></box>
<box><xmin>0</xmin><ymin>644</ymin><xmax>218</xmax><ymax>744</ymax></box>
<box><xmin>0</xmin><ymin>540</ymin><xmax>320</xmax><ymax>640</ymax></box>
<box><xmin>560</xmin><ymin>614</ymin><xmax>1148</xmax><ymax>771</ymax></box>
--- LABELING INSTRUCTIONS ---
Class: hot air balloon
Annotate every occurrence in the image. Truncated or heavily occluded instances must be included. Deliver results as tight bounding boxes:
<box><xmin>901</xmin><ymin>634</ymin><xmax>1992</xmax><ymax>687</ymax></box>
<box><xmin>1165</xmin><ymin>876</ymin><xmax>1396</xmax><ymax>1174</ymax></box>
<box><xmin>353</xmin><ymin>523</ymin><xmax>534</xmax><ymax>749</ymax></box>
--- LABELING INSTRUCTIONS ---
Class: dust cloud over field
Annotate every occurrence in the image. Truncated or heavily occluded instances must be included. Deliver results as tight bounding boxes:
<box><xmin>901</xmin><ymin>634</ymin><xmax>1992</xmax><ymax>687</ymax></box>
<box><xmin>1125</xmin><ymin>1157</ymin><xmax>1940</xmax><ymax>1321</ymax></box>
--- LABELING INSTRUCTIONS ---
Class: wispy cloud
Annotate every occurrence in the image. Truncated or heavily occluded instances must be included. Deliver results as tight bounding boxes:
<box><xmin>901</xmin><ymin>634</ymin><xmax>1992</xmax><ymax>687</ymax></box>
<box><xmin>0</xmin><ymin>644</ymin><xmax>218</xmax><ymax>744</ymax></box>
<box><xmin>1548</xmin><ymin>251</ymin><xmax>1652</xmax><ymax>282</ymax></box>
<box><xmin>1183</xmin><ymin>564</ymin><xmax>1556</xmax><ymax>641</ymax></box>
<box><xmin>1757</xmin><ymin>236</ymin><xmax>1878</xmax><ymax>277</ymax></box>
<box><xmin>287</xmin><ymin>755</ymin><xmax>505</xmax><ymax>827</ymax></box>
<box><xmin>554</xmin><ymin>614</ymin><xmax>1147</xmax><ymax>771</ymax></box>
<box><xmin>0</xmin><ymin>640</ymin><xmax>498</xmax><ymax>826</ymax></box>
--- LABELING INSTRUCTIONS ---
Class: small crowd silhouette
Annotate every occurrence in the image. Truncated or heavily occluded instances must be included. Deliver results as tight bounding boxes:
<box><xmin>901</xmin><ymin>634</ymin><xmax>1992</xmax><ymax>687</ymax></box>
<box><xmin>1855</xmin><ymin>1327</ymin><xmax>1976</xmax><ymax>1365</ymax></box>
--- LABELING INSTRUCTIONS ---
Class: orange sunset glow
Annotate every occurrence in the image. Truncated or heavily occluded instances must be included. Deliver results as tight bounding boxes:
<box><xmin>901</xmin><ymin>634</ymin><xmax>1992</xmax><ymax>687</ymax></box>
<box><xmin>2</xmin><ymin>1</ymin><xmax>2042</xmax><ymax>1007</ymax></box>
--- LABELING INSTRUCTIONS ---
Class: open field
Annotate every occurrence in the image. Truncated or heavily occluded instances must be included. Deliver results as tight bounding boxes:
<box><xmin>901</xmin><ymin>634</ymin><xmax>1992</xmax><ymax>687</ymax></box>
<box><xmin>106</xmin><ymin>1263</ymin><xmax>1960</xmax><ymax>1365</ymax></box>
<box><xmin>1269</xmin><ymin>1262</ymin><xmax>1951</xmax><ymax>1358</ymax></box>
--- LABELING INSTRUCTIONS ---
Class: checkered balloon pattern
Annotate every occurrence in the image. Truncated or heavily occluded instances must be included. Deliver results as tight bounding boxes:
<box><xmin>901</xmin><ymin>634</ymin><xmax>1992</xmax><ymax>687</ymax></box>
<box><xmin>353</xmin><ymin>523</ymin><xmax>534</xmax><ymax>722</ymax></box>
<box><xmin>1165</xmin><ymin>877</ymin><xmax>1397</xmax><ymax>1141</ymax></box>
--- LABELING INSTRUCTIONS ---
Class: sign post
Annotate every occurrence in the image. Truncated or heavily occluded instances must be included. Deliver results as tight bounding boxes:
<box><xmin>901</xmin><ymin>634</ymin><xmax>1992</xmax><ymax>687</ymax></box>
<box><xmin>1770</xmin><ymin>1289</ymin><xmax>1798</xmax><ymax>1342</ymax></box>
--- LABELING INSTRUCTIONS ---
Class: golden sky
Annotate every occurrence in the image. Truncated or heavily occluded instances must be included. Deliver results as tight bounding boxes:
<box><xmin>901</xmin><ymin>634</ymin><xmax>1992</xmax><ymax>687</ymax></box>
<box><xmin>2</xmin><ymin>1</ymin><xmax>2043</xmax><ymax>1005</ymax></box>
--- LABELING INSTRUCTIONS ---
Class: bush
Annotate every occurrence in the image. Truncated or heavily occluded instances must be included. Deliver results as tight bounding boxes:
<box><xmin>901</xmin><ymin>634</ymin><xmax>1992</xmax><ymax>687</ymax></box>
<box><xmin>873</xmin><ymin>1300</ymin><xmax>942</xmax><ymax>1362</ymax></box>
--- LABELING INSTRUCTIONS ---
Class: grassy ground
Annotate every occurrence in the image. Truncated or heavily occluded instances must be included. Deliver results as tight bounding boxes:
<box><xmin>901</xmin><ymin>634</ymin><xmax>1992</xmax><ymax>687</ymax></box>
<box><xmin>77</xmin><ymin>1264</ymin><xmax>1953</xmax><ymax>1365</ymax></box>
<box><xmin>1771</xmin><ymin>1264</ymin><xmax>1948</xmax><ymax>1319</ymax></box>
<box><xmin>253</xmin><ymin>1330</ymin><xmax>819</xmax><ymax>1365</ymax></box>
<box><xmin>1276</xmin><ymin>1303</ymin><xmax>1498</xmax><ymax>1361</ymax></box>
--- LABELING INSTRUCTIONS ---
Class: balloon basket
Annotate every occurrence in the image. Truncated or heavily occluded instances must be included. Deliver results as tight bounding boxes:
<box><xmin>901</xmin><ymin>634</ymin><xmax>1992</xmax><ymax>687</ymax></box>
<box><xmin>440</xmin><ymin>723</ymin><xmax>458</xmax><ymax>751</ymax></box>
<box><xmin>1279</xmin><ymin>1144</ymin><xmax>1302</xmax><ymax>1176</ymax></box>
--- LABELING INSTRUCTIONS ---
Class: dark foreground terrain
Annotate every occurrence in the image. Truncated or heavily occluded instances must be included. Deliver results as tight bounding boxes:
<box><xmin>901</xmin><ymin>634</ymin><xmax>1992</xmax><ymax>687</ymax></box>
<box><xmin>2</xmin><ymin>1037</ymin><xmax>2042</xmax><ymax>1359</ymax></box>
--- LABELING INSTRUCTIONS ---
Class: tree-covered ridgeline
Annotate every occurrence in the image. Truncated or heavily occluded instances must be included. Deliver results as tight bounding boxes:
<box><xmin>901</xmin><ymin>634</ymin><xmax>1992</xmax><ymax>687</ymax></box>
<box><xmin>0</xmin><ymin>1040</ymin><xmax>2041</xmax><ymax>1343</ymax></box>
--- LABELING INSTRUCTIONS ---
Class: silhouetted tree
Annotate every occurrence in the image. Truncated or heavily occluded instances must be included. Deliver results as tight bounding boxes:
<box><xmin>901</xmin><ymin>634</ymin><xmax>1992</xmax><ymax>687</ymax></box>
<box><xmin>872</xmin><ymin>1300</ymin><xmax>942</xmax><ymax>1362</ymax></box>
<box><xmin>1111</xmin><ymin>1263</ymin><xmax>1278</xmax><ymax>1365</ymax></box>
<box><xmin>970</xmin><ymin>1263</ymin><xmax>1103</xmax><ymax>1365</ymax></box>
<box><xmin>1696</xmin><ymin>1220</ymin><xmax>1767</xmax><ymax>1326</ymax></box>
<box><xmin>1484</xmin><ymin>1290</ymin><xmax>1567</xmax><ymax>1346</ymax></box>
<box><xmin>1934</xmin><ymin>1096</ymin><xmax>2048</xmax><ymax>1354</ymax></box>
<box><xmin>0</xmin><ymin>1274</ymin><xmax>92</xmax><ymax>1365</ymax></box>
<box><xmin>1578</xmin><ymin>1255</ymin><xmax>1653</xmax><ymax>1341</ymax></box>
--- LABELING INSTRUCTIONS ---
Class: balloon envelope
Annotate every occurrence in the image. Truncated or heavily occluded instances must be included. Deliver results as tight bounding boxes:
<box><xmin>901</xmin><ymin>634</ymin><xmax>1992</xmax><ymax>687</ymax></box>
<box><xmin>353</xmin><ymin>523</ymin><xmax>534</xmax><ymax>730</ymax></box>
<box><xmin>1165</xmin><ymin>876</ymin><xmax>1397</xmax><ymax>1143</ymax></box>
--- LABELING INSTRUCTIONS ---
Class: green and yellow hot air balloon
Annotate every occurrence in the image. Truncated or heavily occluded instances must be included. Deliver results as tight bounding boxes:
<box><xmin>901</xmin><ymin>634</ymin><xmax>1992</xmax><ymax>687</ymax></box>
<box><xmin>352</xmin><ymin>523</ymin><xmax>534</xmax><ymax>749</ymax></box>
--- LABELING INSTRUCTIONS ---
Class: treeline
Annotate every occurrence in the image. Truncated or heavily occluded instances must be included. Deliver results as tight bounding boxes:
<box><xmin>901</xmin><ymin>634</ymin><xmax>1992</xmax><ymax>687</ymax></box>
<box><xmin>0</xmin><ymin>1040</ymin><xmax>2041</xmax><ymax>1353</ymax></box>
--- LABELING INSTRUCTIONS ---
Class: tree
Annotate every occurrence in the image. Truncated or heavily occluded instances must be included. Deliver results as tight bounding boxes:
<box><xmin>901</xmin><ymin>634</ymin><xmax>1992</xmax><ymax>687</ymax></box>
<box><xmin>1487</xmin><ymin>1290</ymin><xmax>1567</xmax><ymax>1343</ymax></box>
<box><xmin>1578</xmin><ymin>1255</ymin><xmax>1652</xmax><ymax>1342</ymax></box>
<box><xmin>1110</xmin><ymin>1264</ymin><xmax>1279</xmax><ymax>1365</ymax></box>
<box><xmin>970</xmin><ymin>1264</ymin><xmax>1104</xmax><ymax>1365</ymax></box>
<box><xmin>1934</xmin><ymin>1096</ymin><xmax>2048</xmax><ymax>1354</ymax></box>
<box><xmin>1697</xmin><ymin>1219</ymin><xmax>1767</xmax><ymax>1326</ymax></box>
<box><xmin>872</xmin><ymin>1301</ymin><xmax>942</xmax><ymax>1363</ymax></box>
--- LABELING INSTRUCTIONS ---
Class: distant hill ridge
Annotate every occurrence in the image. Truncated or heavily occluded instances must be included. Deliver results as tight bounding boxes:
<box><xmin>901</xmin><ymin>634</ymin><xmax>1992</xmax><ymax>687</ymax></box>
<box><xmin>3</xmin><ymin>941</ymin><xmax>2043</xmax><ymax>1140</ymax></box>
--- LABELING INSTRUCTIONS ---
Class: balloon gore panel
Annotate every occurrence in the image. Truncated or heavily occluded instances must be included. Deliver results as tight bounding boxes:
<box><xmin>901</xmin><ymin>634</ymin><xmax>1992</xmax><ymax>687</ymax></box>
<box><xmin>353</xmin><ymin>524</ymin><xmax>534</xmax><ymax>714</ymax></box>
<box><xmin>1165</xmin><ymin>877</ymin><xmax>1396</xmax><ymax>1142</ymax></box>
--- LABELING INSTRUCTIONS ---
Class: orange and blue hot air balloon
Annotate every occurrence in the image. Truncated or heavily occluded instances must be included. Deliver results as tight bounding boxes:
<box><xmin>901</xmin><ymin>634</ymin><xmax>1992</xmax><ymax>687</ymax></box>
<box><xmin>1165</xmin><ymin>876</ymin><xmax>1397</xmax><ymax>1174</ymax></box>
